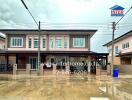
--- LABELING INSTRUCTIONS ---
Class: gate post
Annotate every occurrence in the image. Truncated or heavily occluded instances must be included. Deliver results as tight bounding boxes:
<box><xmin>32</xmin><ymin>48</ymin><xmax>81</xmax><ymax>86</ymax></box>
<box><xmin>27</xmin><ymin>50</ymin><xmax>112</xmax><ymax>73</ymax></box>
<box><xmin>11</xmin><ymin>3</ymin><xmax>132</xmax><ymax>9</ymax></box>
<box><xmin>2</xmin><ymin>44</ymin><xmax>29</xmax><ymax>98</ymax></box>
<box><xmin>40</xmin><ymin>63</ymin><xmax>44</xmax><ymax>75</ymax></box>
<box><xmin>66</xmin><ymin>63</ymin><xmax>70</xmax><ymax>74</ymax></box>
<box><xmin>88</xmin><ymin>56</ymin><xmax>91</xmax><ymax>73</ymax></box>
<box><xmin>107</xmin><ymin>64</ymin><xmax>111</xmax><ymax>75</ymax></box>
<box><xmin>96</xmin><ymin>66</ymin><xmax>101</xmax><ymax>76</ymax></box>
<box><xmin>26</xmin><ymin>64</ymin><xmax>31</xmax><ymax>75</ymax></box>
<box><xmin>13</xmin><ymin>64</ymin><xmax>17</xmax><ymax>75</ymax></box>
<box><xmin>53</xmin><ymin>64</ymin><xmax>57</xmax><ymax>74</ymax></box>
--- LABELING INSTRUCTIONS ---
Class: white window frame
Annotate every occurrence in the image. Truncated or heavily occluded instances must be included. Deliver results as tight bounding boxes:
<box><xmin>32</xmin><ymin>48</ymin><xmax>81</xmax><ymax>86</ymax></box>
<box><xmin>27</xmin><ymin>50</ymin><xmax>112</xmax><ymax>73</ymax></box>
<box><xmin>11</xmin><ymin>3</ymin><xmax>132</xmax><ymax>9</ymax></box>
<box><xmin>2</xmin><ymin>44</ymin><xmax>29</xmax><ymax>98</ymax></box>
<box><xmin>11</xmin><ymin>37</ymin><xmax>23</xmax><ymax>47</ymax></box>
<box><xmin>55</xmin><ymin>37</ymin><xmax>62</xmax><ymax>48</ymax></box>
<box><xmin>28</xmin><ymin>37</ymin><xmax>32</xmax><ymax>48</ymax></box>
<box><xmin>34</xmin><ymin>37</ymin><xmax>38</xmax><ymax>48</ymax></box>
<box><xmin>64</xmin><ymin>37</ymin><xmax>68</xmax><ymax>48</ymax></box>
<box><xmin>42</xmin><ymin>38</ymin><xmax>46</xmax><ymax>48</ymax></box>
<box><xmin>122</xmin><ymin>42</ymin><xmax>130</xmax><ymax>49</ymax></box>
<box><xmin>115</xmin><ymin>46</ymin><xmax>118</xmax><ymax>54</ymax></box>
<box><xmin>50</xmin><ymin>37</ymin><xmax>53</xmax><ymax>48</ymax></box>
<box><xmin>73</xmin><ymin>38</ymin><xmax>85</xmax><ymax>48</ymax></box>
<box><xmin>126</xmin><ymin>42</ymin><xmax>129</xmax><ymax>48</ymax></box>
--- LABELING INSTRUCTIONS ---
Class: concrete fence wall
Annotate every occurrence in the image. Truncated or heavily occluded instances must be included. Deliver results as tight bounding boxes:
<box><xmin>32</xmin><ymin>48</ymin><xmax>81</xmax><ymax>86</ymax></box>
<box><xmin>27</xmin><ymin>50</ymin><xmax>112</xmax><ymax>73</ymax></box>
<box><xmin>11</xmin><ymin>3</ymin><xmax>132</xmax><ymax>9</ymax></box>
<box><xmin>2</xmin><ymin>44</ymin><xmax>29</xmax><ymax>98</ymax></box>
<box><xmin>119</xmin><ymin>65</ymin><xmax>132</xmax><ymax>74</ymax></box>
<box><xmin>13</xmin><ymin>64</ymin><xmax>112</xmax><ymax>75</ymax></box>
<box><xmin>13</xmin><ymin>63</ymin><xmax>70</xmax><ymax>75</ymax></box>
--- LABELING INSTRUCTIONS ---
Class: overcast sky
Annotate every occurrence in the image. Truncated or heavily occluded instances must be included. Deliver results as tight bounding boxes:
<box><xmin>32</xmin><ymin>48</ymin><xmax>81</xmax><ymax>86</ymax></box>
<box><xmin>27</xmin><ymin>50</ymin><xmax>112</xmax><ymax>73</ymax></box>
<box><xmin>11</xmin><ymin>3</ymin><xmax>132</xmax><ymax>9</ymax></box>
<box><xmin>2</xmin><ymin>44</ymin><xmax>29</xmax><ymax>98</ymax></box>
<box><xmin>0</xmin><ymin>0</ymin><xmax>132</xmax><ymax>52</ymax></box>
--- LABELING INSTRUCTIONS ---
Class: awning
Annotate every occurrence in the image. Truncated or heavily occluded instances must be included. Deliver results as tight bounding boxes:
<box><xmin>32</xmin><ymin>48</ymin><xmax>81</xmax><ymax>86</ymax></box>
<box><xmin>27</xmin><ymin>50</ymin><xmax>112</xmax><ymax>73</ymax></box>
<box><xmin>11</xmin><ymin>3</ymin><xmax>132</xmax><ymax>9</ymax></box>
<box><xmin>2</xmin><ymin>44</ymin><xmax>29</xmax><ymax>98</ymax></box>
<box><xmin>0</xmin><ymin>50</ymin><xmax>108</xmax><ymax>56</ymax></box>
<box><xmin>116</xmin><ymin>51</ymin><xmax>132</xmax><ymax>57</ymax></box>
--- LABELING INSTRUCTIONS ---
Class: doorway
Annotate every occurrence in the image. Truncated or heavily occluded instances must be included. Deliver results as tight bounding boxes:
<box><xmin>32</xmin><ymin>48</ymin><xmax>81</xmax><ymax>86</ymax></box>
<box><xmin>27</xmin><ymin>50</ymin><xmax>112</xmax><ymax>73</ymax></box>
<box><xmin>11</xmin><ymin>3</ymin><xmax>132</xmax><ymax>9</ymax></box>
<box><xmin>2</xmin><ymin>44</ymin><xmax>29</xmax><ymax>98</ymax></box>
<box><xmin>29</xmin><ymin>57</ymin><xmax>38</xmax><ymax>69</ymax></box>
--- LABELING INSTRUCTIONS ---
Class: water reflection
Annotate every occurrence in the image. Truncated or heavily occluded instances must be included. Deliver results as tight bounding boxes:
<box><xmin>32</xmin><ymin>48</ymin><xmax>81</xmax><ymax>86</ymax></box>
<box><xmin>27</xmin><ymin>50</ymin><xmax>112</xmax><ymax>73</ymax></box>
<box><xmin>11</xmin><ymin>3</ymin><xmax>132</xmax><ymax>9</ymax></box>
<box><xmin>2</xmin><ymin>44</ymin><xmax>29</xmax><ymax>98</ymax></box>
<box><xmin>0</xmin><ymin>74</ymin><xmax>131</xmax><ymax>100</ymax></box>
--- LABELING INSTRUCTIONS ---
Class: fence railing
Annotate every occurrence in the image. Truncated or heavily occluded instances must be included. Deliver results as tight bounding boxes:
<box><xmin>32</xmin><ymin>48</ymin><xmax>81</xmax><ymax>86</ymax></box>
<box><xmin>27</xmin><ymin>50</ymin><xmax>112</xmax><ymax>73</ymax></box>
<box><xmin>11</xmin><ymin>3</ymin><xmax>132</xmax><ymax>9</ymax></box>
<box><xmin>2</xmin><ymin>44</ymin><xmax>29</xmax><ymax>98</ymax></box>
<box><xmin>0</xmin><ymin>64</ymin><xmax>13</xmax><ymax>72</ymax></box>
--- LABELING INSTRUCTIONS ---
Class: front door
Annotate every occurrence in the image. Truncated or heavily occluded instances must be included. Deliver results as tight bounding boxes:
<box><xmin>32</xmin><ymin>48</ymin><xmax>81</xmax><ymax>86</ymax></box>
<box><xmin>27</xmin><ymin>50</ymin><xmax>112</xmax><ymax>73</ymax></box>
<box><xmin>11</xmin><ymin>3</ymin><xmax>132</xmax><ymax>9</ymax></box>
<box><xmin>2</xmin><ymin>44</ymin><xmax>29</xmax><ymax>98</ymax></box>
<box><xmin>29</xmin><ymin>57</ymin><xmax>38</xmax><ymax>69</ymax></box>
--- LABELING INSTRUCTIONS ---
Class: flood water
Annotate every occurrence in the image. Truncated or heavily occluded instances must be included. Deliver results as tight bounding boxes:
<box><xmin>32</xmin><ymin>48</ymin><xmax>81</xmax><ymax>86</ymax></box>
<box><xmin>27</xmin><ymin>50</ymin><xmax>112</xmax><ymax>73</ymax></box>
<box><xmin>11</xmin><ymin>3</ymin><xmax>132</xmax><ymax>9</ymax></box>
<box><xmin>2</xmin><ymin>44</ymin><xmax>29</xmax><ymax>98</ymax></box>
<box><xmin>0</xmin><ymin>74</ymin><xmax>132</xmax><ymax>100</ymax></box>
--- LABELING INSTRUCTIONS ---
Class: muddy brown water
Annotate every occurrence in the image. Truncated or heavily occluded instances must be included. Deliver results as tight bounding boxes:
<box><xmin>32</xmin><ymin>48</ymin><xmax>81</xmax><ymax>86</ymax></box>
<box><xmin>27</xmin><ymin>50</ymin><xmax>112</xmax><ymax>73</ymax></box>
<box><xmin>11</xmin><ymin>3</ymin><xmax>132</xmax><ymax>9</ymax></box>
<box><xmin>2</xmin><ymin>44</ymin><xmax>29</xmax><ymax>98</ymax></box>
<box><xmin>0</xmin><ymin>74</ymin><xmax>132</xmax><ymax>100</ymax></box>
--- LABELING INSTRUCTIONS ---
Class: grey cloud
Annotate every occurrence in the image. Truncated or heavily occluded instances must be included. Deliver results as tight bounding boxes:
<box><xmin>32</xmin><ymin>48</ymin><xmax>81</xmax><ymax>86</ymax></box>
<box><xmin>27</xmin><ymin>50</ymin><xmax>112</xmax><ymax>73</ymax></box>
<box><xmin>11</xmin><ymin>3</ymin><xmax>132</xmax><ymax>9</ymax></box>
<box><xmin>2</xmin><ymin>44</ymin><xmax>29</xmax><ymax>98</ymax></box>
<box><xmin>0</xmin><ymin>0</ymin><xmax>132</xmax><ymax>52</ymax></box>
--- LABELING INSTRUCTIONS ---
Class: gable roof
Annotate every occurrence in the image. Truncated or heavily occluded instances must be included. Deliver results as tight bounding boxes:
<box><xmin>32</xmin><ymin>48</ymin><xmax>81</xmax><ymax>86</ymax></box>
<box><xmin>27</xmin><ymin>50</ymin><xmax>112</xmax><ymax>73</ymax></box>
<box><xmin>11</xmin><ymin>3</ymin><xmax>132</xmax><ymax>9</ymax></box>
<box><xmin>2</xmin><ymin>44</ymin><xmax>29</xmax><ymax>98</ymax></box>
<box><xmin>0</xmin><ymin>29</ymin><xmax>97</xmax><ymax>37</ymax></box>
<box><xmin>103</xmin><ymin>30</ymin><xmax>132</xmax><ymax>46</ymax></box>
<box><xmin>110</xmin><ymin>5</ymin><xmax>124</xmax><ymax>10</ymax></box>
<box><xmin>0</xmin><ymin>29</ymin><xmax>97</xmax><ymax>32</ymax></box>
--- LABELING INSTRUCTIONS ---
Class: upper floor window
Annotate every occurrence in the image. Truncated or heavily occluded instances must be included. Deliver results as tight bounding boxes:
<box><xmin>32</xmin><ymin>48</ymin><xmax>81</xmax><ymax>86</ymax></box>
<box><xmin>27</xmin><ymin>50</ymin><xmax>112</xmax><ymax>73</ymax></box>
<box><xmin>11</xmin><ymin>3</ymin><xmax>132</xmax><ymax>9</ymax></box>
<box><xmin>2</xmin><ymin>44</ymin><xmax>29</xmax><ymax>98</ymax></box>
<box><xmin>64</xmin><ymin>37</ymin><xmax>68</xmax><ymax>48</ymax></box>
<box><xmin>11</xmin><ymin>37</ymin><xmax>23</xmax><ymax>47</ymax></box>
<box><xmin>50</xmin><ymin>38</ymin><xmax>53</xmax><ymax>48</ymax></box>
<box><xmin>28</xmin><ymin>38</ymin><xmax>32</xmax><ymax>48</ymax></box>
<box><xmin>122</xmin><ymin>42</ymin><xmax>129</xmax><ymax>49</ymax></box>
<box><xmin>42</xmin><ymin>38</ymin><xmax>46</xmax><ymax>48</ymax></box>
<box><xmin>115</xmin><ymin>46</ymin><xmax>118</xmax><ymax>54</ymax></box>
<box><xmin>55</xmin><ymin>37</ymin><xmax>62</xmax><ymax>48</ymax></box>
<box><xmin>126</xmin><ymin>42</ymin><xmax>129</xmax><ymax>48</ymax></box>
<box><xmin>34</xmin><ymin>37</ymin><xmax>38</xmax><ymax>48</ymax></box>
<box><xmin>73</xmin><ymin>38</ymin><xmax>85</xmax><ymax>47</ymax></box>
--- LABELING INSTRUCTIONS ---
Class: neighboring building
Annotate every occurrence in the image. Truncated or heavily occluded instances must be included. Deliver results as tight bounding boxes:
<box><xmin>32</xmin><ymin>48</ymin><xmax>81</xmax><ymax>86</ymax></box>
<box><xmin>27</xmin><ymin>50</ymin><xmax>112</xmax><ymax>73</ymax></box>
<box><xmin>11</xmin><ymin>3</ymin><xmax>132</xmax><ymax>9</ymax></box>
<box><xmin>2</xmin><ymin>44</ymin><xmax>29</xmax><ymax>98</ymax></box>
<box><xmin>0</xmin><ymin>35</ymin><xmax>5</xmax><ymax>50</ymax></box>
<box><xmin>0</xmin><ymin>35</ymin><xmax>5</xmax><ymax>70</ymax></box>
<box><xmin>0</xmin><ymin>29</ymin><xmax>108</xmax><ymax>74</ymax></box>
<box><xmin>103</xmin><ymin>30</ymin><xmax>132</xmax><ymax>74</ymax></box>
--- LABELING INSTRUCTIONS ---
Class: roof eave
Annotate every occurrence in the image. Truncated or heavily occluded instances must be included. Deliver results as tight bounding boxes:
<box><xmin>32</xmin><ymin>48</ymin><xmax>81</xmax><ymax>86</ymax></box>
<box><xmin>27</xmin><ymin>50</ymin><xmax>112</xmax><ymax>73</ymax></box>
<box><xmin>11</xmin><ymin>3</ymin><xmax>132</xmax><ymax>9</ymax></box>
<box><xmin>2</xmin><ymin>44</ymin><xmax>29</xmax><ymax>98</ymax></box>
<box><xmin>103</xmin><ymin>30</ymin><xmax>132</xmax><ymax>47</ymax></box>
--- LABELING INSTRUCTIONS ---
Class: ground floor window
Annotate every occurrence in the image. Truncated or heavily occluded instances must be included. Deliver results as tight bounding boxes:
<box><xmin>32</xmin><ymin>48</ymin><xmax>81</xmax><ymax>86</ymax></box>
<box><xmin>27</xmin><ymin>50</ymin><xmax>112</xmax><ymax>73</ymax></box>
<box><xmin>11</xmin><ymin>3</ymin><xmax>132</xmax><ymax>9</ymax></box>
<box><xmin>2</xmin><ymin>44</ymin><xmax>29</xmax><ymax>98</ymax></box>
<box><xmin>121</xmin><ymin>57</ymin><xmax>131</xmax><ymax>65</ymax></box>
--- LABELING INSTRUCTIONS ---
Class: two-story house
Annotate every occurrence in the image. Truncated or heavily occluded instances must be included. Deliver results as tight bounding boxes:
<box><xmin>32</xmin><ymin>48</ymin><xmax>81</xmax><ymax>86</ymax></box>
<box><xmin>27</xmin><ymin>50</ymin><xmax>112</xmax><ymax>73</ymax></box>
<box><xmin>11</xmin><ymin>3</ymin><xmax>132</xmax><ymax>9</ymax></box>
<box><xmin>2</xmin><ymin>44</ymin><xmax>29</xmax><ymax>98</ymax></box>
<box><xmin>0</xmin><ymin>29</ymin><xmax>108</xmax><ymax>74</ymax></box>
<box><xmin>103</xmin><ymin>30</ymin><xmax>132</xmax><ymax>74</ymax></box>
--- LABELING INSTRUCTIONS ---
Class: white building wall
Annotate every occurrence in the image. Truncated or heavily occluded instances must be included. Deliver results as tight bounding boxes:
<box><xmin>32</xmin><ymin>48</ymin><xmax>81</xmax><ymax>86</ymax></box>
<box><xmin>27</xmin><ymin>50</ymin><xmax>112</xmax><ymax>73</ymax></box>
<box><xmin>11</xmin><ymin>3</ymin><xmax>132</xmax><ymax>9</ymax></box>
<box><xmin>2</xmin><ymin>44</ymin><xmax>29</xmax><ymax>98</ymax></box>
<box><xmin>107</xmin><ymin>35</ymin><xmax>132</xmax><ymax>67</ymax></box>
<box><xmin>107</xmin><ymin>36</ymin><xmax>132</xmax><ymax>56</ymax></box>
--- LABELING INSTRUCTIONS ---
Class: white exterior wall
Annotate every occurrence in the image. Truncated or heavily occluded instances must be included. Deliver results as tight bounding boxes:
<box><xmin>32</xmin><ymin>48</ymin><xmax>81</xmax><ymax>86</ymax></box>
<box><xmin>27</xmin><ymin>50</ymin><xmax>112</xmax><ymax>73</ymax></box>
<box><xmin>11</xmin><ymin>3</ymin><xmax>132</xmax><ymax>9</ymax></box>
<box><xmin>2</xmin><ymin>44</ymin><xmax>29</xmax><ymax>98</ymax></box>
<box><xmin>107</xmin><ymin>35</ymin><xmax>132</xmax><ymax>65</ymax></box>
<box><xmin>107</xmin><ymin>36</ymin><xmax>132</xmax><ymax>56</ymax></box>
<box><xmin>0</xmin><ymin>39</ymin><xmax>5</xmax><ymax>50</ymax></box>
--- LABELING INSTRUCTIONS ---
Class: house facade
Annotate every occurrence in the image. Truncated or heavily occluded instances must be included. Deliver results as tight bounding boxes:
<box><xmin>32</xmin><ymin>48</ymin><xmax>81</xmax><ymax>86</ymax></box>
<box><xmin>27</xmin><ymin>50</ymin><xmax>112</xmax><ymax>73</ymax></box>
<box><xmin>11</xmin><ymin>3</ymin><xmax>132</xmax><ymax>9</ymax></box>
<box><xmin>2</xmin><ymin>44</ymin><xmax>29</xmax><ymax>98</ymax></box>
<box><xmin>103</xmin><ymin>30</ymin><xmax>132</xmax><ymax>74</ymax></box>
<box><xmin>0</xmin><ymin>35</ymin><xmax>5</xmax><ymax>68</ymax></box>
<box><xmin>0</xmin><ymin>29</ymin><xmax>108</xmax><ymax>74</ymax></box>
<box><xmin>0</xmin><ymin>35</ymin><xmax>5</xmax><ymax>50</ymax></box>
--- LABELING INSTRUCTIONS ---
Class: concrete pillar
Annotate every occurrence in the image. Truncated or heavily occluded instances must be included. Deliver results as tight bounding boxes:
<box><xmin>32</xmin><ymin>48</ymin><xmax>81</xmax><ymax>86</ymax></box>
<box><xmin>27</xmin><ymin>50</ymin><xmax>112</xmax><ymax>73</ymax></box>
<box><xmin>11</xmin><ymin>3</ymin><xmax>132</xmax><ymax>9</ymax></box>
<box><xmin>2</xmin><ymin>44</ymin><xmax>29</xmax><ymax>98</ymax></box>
<box><xmin>131</xmin><ymin>56</ymin><xmax>132</xmax><ymax>65</ymax></box>
<box><xmin>53</xmin><ymin>64</ymin><xmax>57</xmax><ymax>74</ymax></box>
<box><xmin>96</xmin><ymin>67</ymin><xmax>100</xmax><ymax>76</ymax></box>
<box><xmin>4</xmin><ymin>54</ymin><xmax>8</xmax><ymax>71</ymax></box>
<box><xmin>26</xmin><ymin>64</ymin><xmax>31</xmax><ymax>75</ymax></box>
<box><xmin>107</xmin><ymin>64</ymin><xmax>111</xmax><ymax>75</ymax></box>
<box><xmin>13</xmin><ymin>64</ymin><xmax>17</xmax><ymax>75</ymax></box>
<box><xmin>88</xmin><ymin>56</ymin><xmax>91</xmax><ymax>73</ymax></box>
<box><xmin>40</xmin><ymin>63</ymin><xmax>44</xmax><ymax>75</ymax></box>
<box><xmin>5</xmin><ymin>34</ymin><xmax>8</xmax><ymax>49</ymax></box>
<box><xmin>46</xmin><ymin>34</ymin><xmax>49</xmax><ymax>51</ymax></box>
<box><xmin>66</xmin><ymin>63</ymin><xmax>70</xmax><ymax>74</ymax></box>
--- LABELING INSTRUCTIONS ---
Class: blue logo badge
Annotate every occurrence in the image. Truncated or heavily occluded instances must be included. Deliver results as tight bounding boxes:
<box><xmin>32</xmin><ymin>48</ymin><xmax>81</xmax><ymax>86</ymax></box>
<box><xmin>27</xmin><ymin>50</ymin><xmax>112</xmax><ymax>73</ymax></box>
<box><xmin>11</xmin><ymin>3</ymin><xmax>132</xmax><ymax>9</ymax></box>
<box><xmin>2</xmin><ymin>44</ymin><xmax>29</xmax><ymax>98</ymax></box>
<box><xmin>110</xmin><ymin>5</ymin><xmax>125</xmax><ymax>16</ymax></box>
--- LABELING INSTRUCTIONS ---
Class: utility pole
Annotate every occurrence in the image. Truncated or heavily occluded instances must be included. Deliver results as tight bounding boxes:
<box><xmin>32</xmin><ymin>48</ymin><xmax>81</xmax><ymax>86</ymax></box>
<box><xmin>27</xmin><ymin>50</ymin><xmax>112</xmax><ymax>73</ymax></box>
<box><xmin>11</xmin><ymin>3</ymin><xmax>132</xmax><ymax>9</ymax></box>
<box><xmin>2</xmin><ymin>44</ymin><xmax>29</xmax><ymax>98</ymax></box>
<box><xmin>111</xmin><ymin>22</ymin><xmax>116</xmax><ymax>76</ymax></box>
<box><xmin>110</xmin><ymin>6</ymin><xmax>132</xmax><ymax>76</ymax></box>
<box><xmin>38</xmin><ymin>21</ymin><xmax>41</xmax><ymax>73</ymax></box>
<box><xmin>21</xmin><ymin>0</ymin><xmax>41</xmax><ymax>74</ymax></box>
